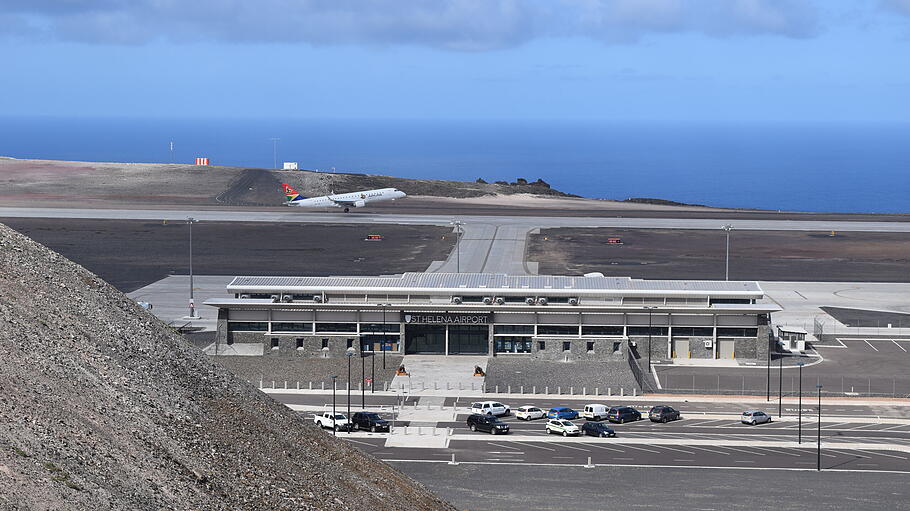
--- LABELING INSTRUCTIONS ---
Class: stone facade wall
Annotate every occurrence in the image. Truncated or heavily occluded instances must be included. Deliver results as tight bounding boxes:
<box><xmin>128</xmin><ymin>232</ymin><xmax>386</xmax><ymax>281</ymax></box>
<box><xmin>524</xmin><ymin>337</ymin><xmax>627</xmax><ymax>361</ymax></box>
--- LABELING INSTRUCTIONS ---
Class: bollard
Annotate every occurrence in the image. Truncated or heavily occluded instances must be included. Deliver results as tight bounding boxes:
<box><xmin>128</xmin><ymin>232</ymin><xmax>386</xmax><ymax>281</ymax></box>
<box><xmin>632</xmin><ymin>388</ymin><xmax>637</xmax><ymax>397</ymax></box>
<box><xmin>459</xmin><ymin>382</ymin><xmax>463</xmax><ymax>391</ymax></box>
<box><xmin>296</xmin><ymin>381</ymin><xmax>300</xmax><ymax>390</ymax></box>
<box><xmin>583</xmin><ymin>387</ymin><xmax>586</xmax><ymax>396</ymax></box>
<box><xmin>558</xmin><ymin>386</ymin><xmax>561</xmax><ymax>395</ymax></box>
<box><xmin>435</xmin><ymin>381</ymin><xmax>438</xmax><ymax>390</ymax></box>
<box><xmin>447</xmin><ymin>382</ymin><xmax>451</xmax><ymax>391</ymax></box>
<box><xmin>448</xmin><ymin>453</ymin><xmax>459</xmax><ymax>466</ymax></box>
<box><xmin>545</xmin><ymin>386</ymin><xmax>548</xmax><ymax>395</ymax></box>
<box><xmin>521</xmin><ymin>385</ymin><xmax>524</xmax><ymax>394</ymax></box>
<box><xmin>533</xmin><ymin>385</ymin><xmax>536</xmax><ymax>394</ymax></box>
<box><xmin>448</xmin><ymin>427</ymin><xmax>454</xmax><ymax>436</ymax></box>
<box><xmin>384</xmin><ymin>381</ymin><xmax>389</xmax><ymax>391</ymax></box>
<box><xmin>508</xmin><ymin>385</ymin><xmax>511</xmax><ymax>394</ymax></box>
<box><xmin>595</xmin><ymin>387</ymin><xmax>599</xmax><ymax>396</ymax></box>
<box><xmin>272</xmin><ymin>380</ymin><xmax>276</xmax><ymax>389</ymax></box>
<box><xmin>607</xmin><ymin>387</ymin><xmax>611</xmax><ymax>396</ymax></box>
<box><xmin>259</xmin><ymin>378</ymin><xmax>263</xmax><ymax>388</ymax></box>
<box><xmin>421</xmin><ymin>382</ymin><xmax>426</xmax><ymax>391</ymax></box>
<box><xmin>284</xmin><ymin>380</ymin><xmax>288</xmax><ymax>389</ymax></box>
<box><xmin>620</xmin><ymin>387</ymin><xmax>624</xmax><ymax>396</ymax></box>
<box><xmin>414</xmin><ymin>401</ymin><xmax>418</xmax><ymax>409</ymax></box>
<box><xmin>584</xmin><ymin>456</ymin><xmax>594</xmax><ymax>469</ymax></box>
<box><xmin>496</xmin><ymin>385</ymin><xmax>499</xmax><ymax>393</ymax></box>
<box><xmin>570</xmin><ymin>386</ymin><xmax>574</xmax><ymax>395</ymax></box>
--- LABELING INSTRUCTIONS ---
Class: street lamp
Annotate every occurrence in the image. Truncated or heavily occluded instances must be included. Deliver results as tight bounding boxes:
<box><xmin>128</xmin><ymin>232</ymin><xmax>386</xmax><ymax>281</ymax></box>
<box><xmin>645</xmin><ymin>306</ymin><xmax>657</xmax><ymax>368</ymax></box>
<box><xmin>331</xmin><ymin>375</ymin><xmax>338</xmax><ymax>437</ymax></box>
<box><xmin>346</xmin><ymin>348</ymin><xmax>354</xmax><ymax>434</ymax></box>
<box><xmin>381</xmin><ymin>303</ymin><xmax>389</xmax><ymax>369</ymax></box>
<box><xmin>816</xmin><ymin>384</ymin><xmax>823</xmax><ymax>471</ymax></box>
<box><xmin>722</xmin><ymin>224</ymin><xmax>734</xmax><ymax>281</ymax></box>
<box><xmin>797</xmin><ymin>361</ymin><xmax>804</xmax><ymax>444</ymax></box>
<box><xmin>778</xmin><ymin>349</ymin><xmax>783</xmax><ymax>418</ymax></box>
<box><xmin>186</xmin><ymin>217</ymin><xmax>200</xmax><ymax>319</ymax></box>
<box><xmin>450</xmin><ymin>219</ymin><xmax>464</xmax><ymax>273</ymax></box>
<box><xmin>361</xmin><ymin>341</ymin><xmax>366</xmax><ymax>410</ymax></box>
<box><xmin>766</xmin><ymin>334</ymin><xmax>773</xmax><ymax>402</ymax></box>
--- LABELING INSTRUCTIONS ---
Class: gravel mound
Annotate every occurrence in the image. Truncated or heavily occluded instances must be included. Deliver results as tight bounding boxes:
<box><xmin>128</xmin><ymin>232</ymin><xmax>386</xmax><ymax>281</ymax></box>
<box><xmin>0</xmin><ymin>223</ymin><xmax>454</xmax><ymax>511</ymax></box>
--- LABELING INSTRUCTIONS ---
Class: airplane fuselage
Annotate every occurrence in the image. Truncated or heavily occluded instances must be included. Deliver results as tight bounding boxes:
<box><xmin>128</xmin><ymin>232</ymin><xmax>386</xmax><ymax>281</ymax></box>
<box><xmin>290</xmin><ymin>187</ymin><xmax>406</xmax><ymax>210</ymax></box>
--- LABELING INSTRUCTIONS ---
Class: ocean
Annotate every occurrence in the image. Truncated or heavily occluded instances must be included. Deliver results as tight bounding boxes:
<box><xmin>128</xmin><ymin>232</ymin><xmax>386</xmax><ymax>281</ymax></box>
<box><xmin>1</xmin><ymin>117</ymin><xmax>907</xmax><ymax>213</ymax></box>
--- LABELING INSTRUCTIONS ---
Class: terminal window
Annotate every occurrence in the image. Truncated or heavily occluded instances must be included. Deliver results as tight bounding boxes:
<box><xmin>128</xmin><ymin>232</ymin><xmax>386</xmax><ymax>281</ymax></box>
<box><xmin>346</xmin><ymin>339</ymin><xmax>354</xmax><ymax>349</ymax></box>
<box><xmin>270</xmin><ymin>338</ymin><xmax>279</xmax><ymax>350</ymax></box>
<box><xmin>538</xmin><ymin>325</ymin><xmax>579</xmax><ymax>336</ymax></box>
<box><xmin>586</xmin><ymin>341</ymin><xmax>595</xmax><ymax>352</ymax></box>
<box><xmin>538</xmin><ymin>341</ymin><xmax>546</xmax><ymax>351</ymax></box>
<box><xmin>296</xmin><ymin>338</ymin><xmax>304</xmax><ymax>349</ymax></box>
<box><xmin>562</xmin><ymin>341</ymin><xmax>571</xmax><ymax>352</ymax></box>
<box><xmin>321</xmin><ymin>338</ymin><xmax>329</xmax><ymax>349</ymax></box>
<box><xmin>613</xmin><ymin>342</ymin><xmax>621</xmax><ymax>352</ymax></box>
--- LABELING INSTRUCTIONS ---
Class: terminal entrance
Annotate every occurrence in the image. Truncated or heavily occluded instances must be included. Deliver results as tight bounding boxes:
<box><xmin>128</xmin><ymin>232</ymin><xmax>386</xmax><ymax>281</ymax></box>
<box><xmin>404</xmin><ymin>324</ymin><xmax>490</xmax><ymax>355</ymax></box>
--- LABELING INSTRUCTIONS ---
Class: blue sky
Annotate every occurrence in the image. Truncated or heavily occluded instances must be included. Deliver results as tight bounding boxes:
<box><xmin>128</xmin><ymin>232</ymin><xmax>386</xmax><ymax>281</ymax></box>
<box><xmin>1</xmin><ymin>0</ymin><xmax>908</xmax><ymax>121</ymax></box>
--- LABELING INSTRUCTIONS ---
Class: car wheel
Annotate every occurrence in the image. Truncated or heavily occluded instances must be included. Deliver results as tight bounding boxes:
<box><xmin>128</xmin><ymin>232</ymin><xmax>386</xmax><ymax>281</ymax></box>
<box><xmin>662</xmin><ymin>417</ymin><xmax>668</xmax><ymax>424</ymax></box>
<box><xmin>334</xmin><ymin>425</ymin><xmax>340</xmax><ymax>432</ymax></box>
<box><xmin>371</xmin><ymin>425</ymin><xmax>377</xmax><ymax>433</ymax></box>
<box><xmin>750</xmin><ymin>420</ymin><xmax>756</xmax><ymax>425</ymax></box>
<box><xmin>600</xmin><ymin>433</ymin><xmax>606</xmax><ymax>438</ymax></box>
<box><xmin>619</xmin><ymin>418</ymin><xmax>625</xmax><ymax>424</ymax></box>
<box><xmin>562</xmin><ymin>431</ymin><xmax>568</xmax><ymax>437</ymax></box>
<box><xmin>491</xmin><ymin>428</ymin><xmax>498</xmax><ymax>435</ymax></box>
<box><xmin>470</xmin><ymin>424</ymin><xmax>477</xmax><ymax>432</ymax></box>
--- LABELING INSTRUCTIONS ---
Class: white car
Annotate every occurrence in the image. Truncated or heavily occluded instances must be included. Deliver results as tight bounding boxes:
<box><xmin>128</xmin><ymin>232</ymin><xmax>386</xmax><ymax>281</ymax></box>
<box><xmin>546</xmin><ymin>419</ymin><xmax>580</xmax><ymax>437</ymax></box>
<box><xmin>314</xmin><ymin>412</ymin><xmax>351</xmax><ymax>431</ymax></box>
<box><xmin>741</xmin><ymin>410</ymin><xmax>772</xmax><ymax>425</ymax></box>
<box><xmin>515</xmin><ymin>406</ymin><xmax>546</xmax><ymax>421</ymax></box>
<box><xmin>581</xmin><ymin>404</ymin><xmax>610</xmax><ymax>421</ymax></box>
<box><xmin>471</xmin><ymin>401</ymin><xmax>510</xmax><ymax>417</ymax></box>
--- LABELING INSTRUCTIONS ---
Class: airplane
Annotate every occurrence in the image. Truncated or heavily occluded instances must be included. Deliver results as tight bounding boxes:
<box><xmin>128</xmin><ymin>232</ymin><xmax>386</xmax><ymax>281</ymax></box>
<box><xmin>282</xmin><ymin>184</ymin><xmax>407</xmax><ymax>212</ymax></box>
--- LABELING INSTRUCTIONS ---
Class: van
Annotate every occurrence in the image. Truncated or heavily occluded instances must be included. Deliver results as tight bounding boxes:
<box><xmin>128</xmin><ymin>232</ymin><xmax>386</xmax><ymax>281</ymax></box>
<box><xmin>581</xmin><ymin>404</ymin><xmax>609</xmax><ymax>421</ymax></box>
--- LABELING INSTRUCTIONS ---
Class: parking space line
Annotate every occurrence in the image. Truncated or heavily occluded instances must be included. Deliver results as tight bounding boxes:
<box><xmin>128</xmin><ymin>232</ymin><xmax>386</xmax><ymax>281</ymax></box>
<box><xmin>860</xmin><ymin>450</ymin><xmax>908</xmax><ymax>460</ymax></box>
<box><xmin>585</xmin><ymin>444</ymin><xmax>626</xmax><ymax>453</ymax></box>
<box><xmin>687</xmin><ymin>445</ymin><xmax>733</xmax><ymax>456</ymax></box>
<box><xmin>621</xmin><ymin>444</ymin><xmax>662</xmax><ymax>454</ymax></box>
<box><xmin>720</xmin><ymin>446</ymin><xmax>766</xmax><ymax>456</ymax></box>
<box><xmin>826</xmin><ymin>449</ymin><xmax>869</xmax><ymax>459</ymax></box>
<box><xmin>864</xmin><ymin>340</ymin><xmax>879</xmax><ymax>352</ymax></box>
<box><xmin>487</xmin><ymin>442</ymin><xmax>522</xmax><ymax>451</ymax></box>
<box><xmin>747</xmin><ymin>446</ymin><xmax>801</xmax><ymax>457</ymax></box>
<box><xmin>673</xmin><ymin>459</ymin><xmax>696</xmax><ymax>462</ymax></box>
<box><xmin>512</xmin><ymin>441</ymin><xmax>557</xmax><ymax>452</ymax></box>
<box><xmin>656</xmin><ymin>445</ymin><xmax>697</xmax><ymax>455</ymax></box>
<box><xmin>893</xmin><ymin>340</ymin><xmax>908</xmax><ymax>352</ymax></box>
<box><xmin>558</xmin><ymin>444</ymin><xmax>592</xmax><ymax>453</ymax></box>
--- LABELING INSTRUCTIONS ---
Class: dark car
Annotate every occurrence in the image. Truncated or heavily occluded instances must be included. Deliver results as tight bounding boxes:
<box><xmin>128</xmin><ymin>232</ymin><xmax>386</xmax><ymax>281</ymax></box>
<box><xmin>581</xmin><ymin>421</ymin><xmax>616</xmax><ymax>438</ymax></box>
<box><xmin>649</xmin><ymin>406</ymin><xmax>681</xmax><ymax>423</ymax></box>
<box><xmin>606</xmin><ymin>406</ymin><xmax>642</xmax><ymax>424</ymax></box>
<box><xmin>351</xmin><ymin>412</ymin><xmax>390</xmax><ymax>432</ymax></box>
<box><xmin>466</xmin><ymin>413</ymin><xmax>510</xmax><ymax>435</ymax></box>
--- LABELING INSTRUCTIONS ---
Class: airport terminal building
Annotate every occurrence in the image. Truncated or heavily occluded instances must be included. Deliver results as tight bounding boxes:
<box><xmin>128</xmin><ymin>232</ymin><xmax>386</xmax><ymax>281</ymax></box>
<box><xmin>205</xmin><ymin>272</ymin><xmax>780</xmax><ymax>362</ymax></box>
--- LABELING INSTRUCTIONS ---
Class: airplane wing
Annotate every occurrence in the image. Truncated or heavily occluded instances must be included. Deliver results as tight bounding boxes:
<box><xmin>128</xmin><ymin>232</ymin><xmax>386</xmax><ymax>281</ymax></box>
<box><xmin>330</xmin><ymin>198</ymin><xmax>359</xmax><ymax>207</ymax></box>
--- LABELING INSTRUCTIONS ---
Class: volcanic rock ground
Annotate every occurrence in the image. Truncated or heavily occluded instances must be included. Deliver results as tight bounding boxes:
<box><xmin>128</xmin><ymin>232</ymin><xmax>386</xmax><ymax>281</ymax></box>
<box><xmin>0</xmin><ymin>223</ymin><xmax>454</xmax><ymax>511</ymax></box>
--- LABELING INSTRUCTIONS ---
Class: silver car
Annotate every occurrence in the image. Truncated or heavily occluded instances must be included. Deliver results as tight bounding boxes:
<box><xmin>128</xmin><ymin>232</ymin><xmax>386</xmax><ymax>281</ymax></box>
<box><xmin>741</xmin><ymin>410</ymin><xmax>772</xmax><ymax>425</ymax></box>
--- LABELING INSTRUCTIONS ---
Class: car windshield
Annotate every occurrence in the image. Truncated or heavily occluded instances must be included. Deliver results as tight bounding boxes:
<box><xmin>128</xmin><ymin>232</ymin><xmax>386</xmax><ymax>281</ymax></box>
<box><xmin>363</xmin><ymin>413</ymin><xmax>380</xmax><ymax>419</ymax></box>
<box><xmin>560</xmin><ymin>421</ymin><xmax>573</xmax><ymax>426</ymax></box>
<box><xmin>334</xmin><ymin>414</ymin><xmax>346</xmax><ymax>419</ymax></box>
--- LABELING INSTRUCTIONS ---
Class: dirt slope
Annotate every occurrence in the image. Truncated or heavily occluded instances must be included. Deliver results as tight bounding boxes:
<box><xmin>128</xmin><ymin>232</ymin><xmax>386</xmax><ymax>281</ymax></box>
<box><xmin>0</xmin><ymin>223</ymin><xmax>454</xmax><ymax>511</ymax></box>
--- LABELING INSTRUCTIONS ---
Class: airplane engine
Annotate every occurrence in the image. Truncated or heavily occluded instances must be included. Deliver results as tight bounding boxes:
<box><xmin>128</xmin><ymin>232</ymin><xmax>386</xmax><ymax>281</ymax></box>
<box><xmin>354</xmin><ymin>200</ymin><xmax>366</xmax><ymax>208</ymax></box>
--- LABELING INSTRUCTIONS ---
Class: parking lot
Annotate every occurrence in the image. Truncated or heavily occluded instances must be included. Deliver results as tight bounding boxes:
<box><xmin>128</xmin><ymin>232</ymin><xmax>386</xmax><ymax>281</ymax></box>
<box><xmin>653</xmin><ymin>336</ymin><xmax>910</xmax><ymax>398</ymax></box>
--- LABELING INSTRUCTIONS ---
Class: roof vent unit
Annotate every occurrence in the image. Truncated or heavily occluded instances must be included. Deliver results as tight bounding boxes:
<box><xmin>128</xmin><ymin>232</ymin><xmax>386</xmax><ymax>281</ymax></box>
<box><xmin>313</xmin><ymin>295</ymin><xmax>323</xmax><ymax>303</ymax></box>
<box><xmin>494</xmin><ymin>297</ymin><xmax>505</xmax><ymax>305</ymax></box>
<box><xmin>270</xmin><ymin>294</ymin><xmax>281</xmax><ymax>302</ymax></box>
<box><xmin>239</xmin><ymin>294</ymin><xmax>250</xmax><ymax>299</ymax></box>
<box><xmin>482</xmin><ymin>296</ymin><xmax>493</xmax><ymax>305</ymax></box>
<box><xmin>537</xmin><ymin>297</ymin><xmax>548</xmax><ymax>306</ymax></box>
<box><xmin>281</xmin><ymin>294</ymin><xmax>293</xmax><ymax>303</ymax></box>
<box><xmin>525</xmin><ymin>297</ymin><xmax>536</xmax><ymax>306</ymax></box>
<box><xmin>452</xmin><ymin>296</ymin><xmax>463</xmax><ymax>304</ymax></box>
<box><xmin>568</xmin><ymin>297</ymin><xmax>579</xmax><ymax>306</ymax></box>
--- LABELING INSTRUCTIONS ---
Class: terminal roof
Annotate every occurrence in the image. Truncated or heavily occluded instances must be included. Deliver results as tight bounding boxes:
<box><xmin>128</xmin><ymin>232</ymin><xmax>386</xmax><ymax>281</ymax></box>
<box><xmin>227</xmin><ymin>272</ymin><xmax>763</xmax><ymax>296</ymax></box>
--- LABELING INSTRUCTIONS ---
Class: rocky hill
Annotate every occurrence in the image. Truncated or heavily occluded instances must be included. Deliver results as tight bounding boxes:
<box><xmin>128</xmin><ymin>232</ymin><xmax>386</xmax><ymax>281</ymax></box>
<box><xmin>0</xmin><ymin>223</ymin><xmax>454</xmax><ymax>511</ymax></box>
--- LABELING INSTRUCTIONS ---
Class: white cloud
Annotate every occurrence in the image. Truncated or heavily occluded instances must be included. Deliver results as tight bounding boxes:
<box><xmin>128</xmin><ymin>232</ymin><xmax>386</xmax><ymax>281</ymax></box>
<box><xmin>0</xmin><ymin>0</ymin><xmax>821</xmax><ymax>50</ymax></box>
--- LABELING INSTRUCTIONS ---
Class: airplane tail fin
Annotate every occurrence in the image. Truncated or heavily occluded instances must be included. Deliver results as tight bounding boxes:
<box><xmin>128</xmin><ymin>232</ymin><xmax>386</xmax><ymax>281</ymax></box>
<box><xmin>282</xmin><ymin>183</ymin><xmax>306</xmax><ymax>203</ymax></box>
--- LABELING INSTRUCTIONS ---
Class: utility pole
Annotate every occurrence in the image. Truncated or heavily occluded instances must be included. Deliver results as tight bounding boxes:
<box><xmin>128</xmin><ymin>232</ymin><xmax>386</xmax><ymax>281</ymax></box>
<box><xmin>798</xmin><ymin>361</ymin><xmax>804</xmax><ymax>444</ymax></box>
<box><xmin>645</xmin><ymin>306</ymin><xmax>657</xmax><ymax>368</ymax></box>
<box><xmin>346</xmin><ymin>349</ymin><xmax>353</xmax><ymax>434</ymax></box>
<box><xmin>778</xmin><ymin>352</ymin><xmax>783</xmax><ymax>418</ymax></box>
<box><xmin>270</xmin><ymin>137</ymin><xmax>281</xmax><ymax>169</ymax></box>
<box><xmin>722</xmin><ymin>224</ymin><xmax>734</xmax><ymax>281</ymax></box>
<box><xmin>331</xmin><ymin>375</ymin><xmax>337</xmax><ymax>436</ymax></box>
<box><xmin>817</xmin><ymin>384</ymin><xmax>823</xmax><ymax>471</ymax></box>
<box><xmin>186</xmin><ymin>217</ymin><xmax>199</xmax><ymax>319</ymax></box>
<box><xmin>450</xmin><ymin>219</ymin><xmax>464</xmax><ymax>273</ymax></box>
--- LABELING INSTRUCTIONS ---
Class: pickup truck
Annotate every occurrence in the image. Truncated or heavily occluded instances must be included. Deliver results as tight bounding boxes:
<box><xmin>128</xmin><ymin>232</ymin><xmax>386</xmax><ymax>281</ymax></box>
<box><xmin>314</xmin><ymin>412</ymin><xmax>352</xmax><ymax>432</ymax></box>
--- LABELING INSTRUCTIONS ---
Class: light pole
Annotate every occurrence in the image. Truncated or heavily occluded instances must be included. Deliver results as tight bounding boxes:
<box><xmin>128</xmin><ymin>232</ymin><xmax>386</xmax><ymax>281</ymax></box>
<box><xmin>722</xmin><ymin>224</ymin><xmax>734</xmax><ymax>281</ymax></box>
<box><xmin>778</xmin><ymin>350</ymin><xmax>783</xmax><ymax>418</ymax></box>
<box><xmin>450</xmin><ymin>219</ymin><xmax>464</xmax><ymax>273</ymax></box>
<box><xmin>645</xmin><ymin>306</ymin><xmax>657</xmax><ymax>368</ymax></box>
<box><xmin>346</xmin><ymin>348</ymin><xmax>354</xmax><ymax>434</ymax></box>
<box><xmin>186</xmin><ymin>217</ymin><xmax>199</xmax><ymax>319</ymax></box>
<box><xmin>798</xmin><ymin>362</ymin><xmax>804</xmax><ymax>444</ymax></box>
<box><xmin>361</xmin><ymin>342</ymin><xmax>365</xmax><ymax>410</ymax></box>
<box><xmin>331</xmin><ymin>375</ymin><xmax>337</xmax><ymax>437</ymax></box>
<box><xmin>381</xmin><ymin>303</ymin><xmax>388</xmax><ymax>369</ymax></box>
<box><xmin>371</xmin><ymin>341</ymin><xmax>375</xmax><ymax>394</ymax></box>
<box><xmin>816</xmin><ymin>384</ymin><xmax>823</xmax><ymax>471</ymax></box>
<box><xmin>766</xmin><ymin>334</ymin><xmax>773</xmax><ymax>401</ymax></box>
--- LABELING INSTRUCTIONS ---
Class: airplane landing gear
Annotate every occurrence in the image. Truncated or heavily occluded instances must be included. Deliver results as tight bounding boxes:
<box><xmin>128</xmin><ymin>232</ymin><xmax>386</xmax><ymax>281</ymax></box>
<box><xmin>343</xmin><ymin>207</ymin><xmax>350</xmax><ymax>213</ymax></box>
